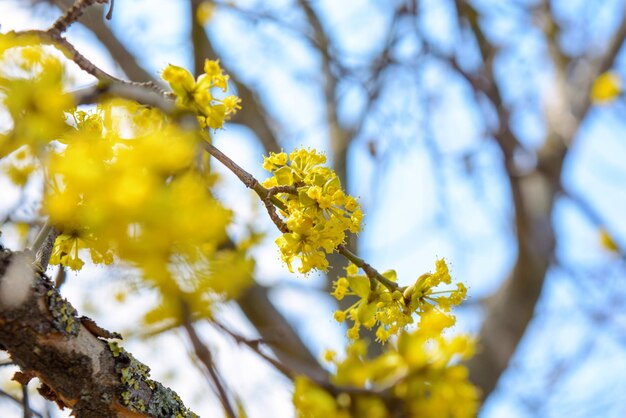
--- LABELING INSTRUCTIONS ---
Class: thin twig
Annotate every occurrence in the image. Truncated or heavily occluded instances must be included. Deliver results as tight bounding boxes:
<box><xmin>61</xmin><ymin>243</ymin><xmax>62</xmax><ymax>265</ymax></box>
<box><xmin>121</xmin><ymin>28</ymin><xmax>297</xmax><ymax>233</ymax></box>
<box><xmin>212</xmin><ymin>319</ymin><xmax>295</xmax><ymax>379</ymax></box>
<box><xmin>30</xmin><ymin>223</ymin><xmax>52</xmax><ymax>255</ymax></box>
<box><xmin>105</xmin><ymin>0</ymin><xmax>114</xmax><ymax>20</ymax></box>
<box><xmin>261</xmin><ymin>186</ymin><xmax>296</xmax><ymax>233</ymax></box>
<box><xmin>212</xmin><ymin>319</ymin><xmax>389</xmax><ymax>398</ymax></box>
<box><xmin>201</xmin><ymin>142</ymin><xmax>259</xmax><ymax>190</ymax></box>
<box><xmin>181</xmin><ymin>306</ymin><xmax>237</xmax><ymax>418</ymax></box>
<box><xmin>262</xmin><ymin>198</ymin><xmax>288</xmax><ymax>233</ymax></box>
<box><xmin>337</xmin><ymin>245</ymin><xmax>399</xmax><ymax>291</ymax></box>
<box><xmin>21</xmin><ymin>384</ymin><xmax>31</xmax><ymax>418</ymax></box>
<box><xmin>10</xmin><ymin>30</ymin><xmax>170</xmax><ymax>97</ymax></box>
<box><xmin>54</xmin><ymin>265</ymin><xmax>67</xmax><ymax>289</ymax></box>
<box><xmin>29</xmin><ymin>223</ymin><xmax>59</xmax><ymax>272</ymax></box>
<box><xmin>563</xmin><ymin>189</ymin><xmax>625</xmax><ymax>257</ymax></box>
<box><xmin>49</xmin><ymin>0</ymin><xmax>108</xmax><ymax>36</ymax></box>
<box><xmin>36</xmin><ymin>229</ymin><xmax>59</xmax><ymax>272</ymax></box>
<box><xmin>0</xmin><ymin>389</ymin><xmax>44</xmax><ymax>418</ymax></box>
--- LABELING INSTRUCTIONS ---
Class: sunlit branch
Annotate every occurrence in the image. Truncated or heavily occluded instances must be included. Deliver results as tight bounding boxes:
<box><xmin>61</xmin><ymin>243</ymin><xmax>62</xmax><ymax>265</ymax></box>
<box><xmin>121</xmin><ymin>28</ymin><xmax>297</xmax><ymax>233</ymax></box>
<box><xmin>10</xmin><ymin>29</ymin><xmax>169</xmax><ymax>97</ymax></box>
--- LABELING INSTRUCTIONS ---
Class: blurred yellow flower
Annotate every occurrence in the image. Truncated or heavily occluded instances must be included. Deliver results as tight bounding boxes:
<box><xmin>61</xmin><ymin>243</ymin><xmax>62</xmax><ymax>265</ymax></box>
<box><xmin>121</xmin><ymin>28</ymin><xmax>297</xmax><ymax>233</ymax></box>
<box><xmin>599</xmin><ymin>229</ymin><xmax>620</xmax><ymax>253</ymax></box>
<box><xmin>591</xmin><ymin>71</ymin><xmax>622</xmax><ymax>103</ymax></box>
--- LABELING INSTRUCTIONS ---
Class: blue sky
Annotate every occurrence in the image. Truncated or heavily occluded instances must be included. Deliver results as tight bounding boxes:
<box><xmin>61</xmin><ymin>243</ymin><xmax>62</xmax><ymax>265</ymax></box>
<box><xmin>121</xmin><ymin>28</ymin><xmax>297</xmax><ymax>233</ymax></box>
<box><xmin>1</xmin><ymin>0</ymin><xmax>626</xmax><ymax>417</ymax></box>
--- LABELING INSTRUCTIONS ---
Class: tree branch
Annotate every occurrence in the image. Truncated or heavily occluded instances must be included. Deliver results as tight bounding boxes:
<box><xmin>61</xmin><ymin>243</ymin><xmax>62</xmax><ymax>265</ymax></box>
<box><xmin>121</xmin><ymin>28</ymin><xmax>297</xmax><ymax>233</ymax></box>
<box><xmin>182</xmin><ymin>306</ymin><xmax>236</xmax><ymax>418</ymax></box>
<box><xmin>452</xmin><ymin>0</ymin><xmax>557</xmax><ymax>399</ymax></box>
<box><xmin>452</xmin><ymin>0</ymin><xmax>626</xmax><ymax>400</ymax></box>
<box><xmin>48</xmin><ymin>0</ymin><xmax>108</xmax><ymax>36</ymax></box>
<box><xmin>0</xmin><ymin>248</ymin><xmax>198</xmax><ymax>417</ymax></box>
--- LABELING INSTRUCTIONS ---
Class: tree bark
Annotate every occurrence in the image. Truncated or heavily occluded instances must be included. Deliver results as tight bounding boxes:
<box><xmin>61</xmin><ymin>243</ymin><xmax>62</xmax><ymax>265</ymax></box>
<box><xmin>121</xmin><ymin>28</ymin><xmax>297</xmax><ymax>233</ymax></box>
<box><xmin>0</xmin><ymin>247</ymin><xmax>198</xmax><ymax>418</ymax></box>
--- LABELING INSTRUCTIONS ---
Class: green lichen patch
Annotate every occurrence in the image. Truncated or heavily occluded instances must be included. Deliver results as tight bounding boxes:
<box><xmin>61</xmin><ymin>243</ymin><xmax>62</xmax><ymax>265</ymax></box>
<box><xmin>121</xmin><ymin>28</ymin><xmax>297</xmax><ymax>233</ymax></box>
<box><xmin>148</xmin><ymin>381</ymin><xmax>198</xmax><ymax>418</ymax></box>
<box><xmin>46</xmin><ymin>288</ymin><xmax>80</xmax><ymax>336</ymax></box>
<box><xmin>108</xmin><ymin>342</ymin><xmax>198</xmax><ymax>417</ymax></box>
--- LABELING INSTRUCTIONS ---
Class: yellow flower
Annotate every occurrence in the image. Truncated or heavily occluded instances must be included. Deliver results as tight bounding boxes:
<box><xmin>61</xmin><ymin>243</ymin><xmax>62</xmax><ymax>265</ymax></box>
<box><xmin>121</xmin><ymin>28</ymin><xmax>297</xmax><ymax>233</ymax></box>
<box><xmin>49</xmin><ymin>234</ymin><xmax>85</xmax><ymax>271</ymax></box>
<box><xmin>223</xmin><ymin>95</ymin><xmax>242</xmax><ymax>115</ymax></box>
<box><xmin>0</xmin><ymin>43</ymin><xmax>73</xmax><ymax>159</ymax></box>
<box><xmin>333</xmin><ymin>310</ymin><xmax>347</xmax><ymax>322</ymax></box>
<box><xmin>314</xmin><ymin>309</ymin><xmax>478</xmax><ymax>418</ymax></box>
<box><xmin>262</xmin><ymin>148</ymin><xmax>362</xmax><ymax>273</ymax></box>
<box><xmin>161</xmin><ymin>60</ymin><xmax>239</xmax><ymax>129</ymax></box>
<box><xmin>331</xmin><ymin>259</ymin><xmax>467</xmax><ymax>342</ymax></box>
<box><xmin>196</xmin><ymin>1</ymin><xmax>215</xmax><ymax>24</ymax></box>
<box><xmin>599</xmin><ymin>229</ymin><xmax>620</xmax><ymax>253</ymax></box>
<box><xmin>44</xmin><ymin>104</ymin><xmax>232</xmax><ymax>278</ymax></box>
<box><xmin>161</xmin><ymin>64</ymin><xmax>196</xmax><ymax>101</ymax></box>
<box><xmin>293</xmin><ymin>376</ymin><xmax>349</xmax><ymax>418</ymax></box>
<box><xmin>591</xmin><ymin>71</ymin><xmax>622</xmax><ymax>103</ymax></box>
<box><xmin>323</xmin><ymin>350</ymin><xmax>336</xmax><ymax>362</ymax></box>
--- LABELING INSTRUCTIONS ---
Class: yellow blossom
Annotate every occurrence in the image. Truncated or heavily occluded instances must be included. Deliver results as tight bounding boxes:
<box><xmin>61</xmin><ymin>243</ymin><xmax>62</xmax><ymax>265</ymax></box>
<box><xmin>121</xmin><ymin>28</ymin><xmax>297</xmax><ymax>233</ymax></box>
<box><xmin>331</xmin><ymin>259</ymin><xmax>467</xmax><ymax>342</ymax></box>
<box><xmin>591</xmin><ymin>71</ymin><xmax>622</xmax><ymax>103</ymax></box>
<box><xmin>308</xmin><ymin>306</ymin><xmax>478</xmax><ymax>418</ymax></box>
<box><xmin>599</xmin><ymin>229</ymin><xmax>620</xmax><ymax>253</ymax></box>
<box><xmin>333</xmin><ymin>310</ymin><xmax>347</xmax><ymax>322</ymax></box>
<box><xmin>262</xmin><ymin>148</ymin><xmax>362</xmax><ymax>273</ymax></box>
<box><xmin>161</xmin><ymin>60</ymin><xmax>238</xmax><ymax>129</ymax></box>
<box><xmin>196</xmin><ymin>1</ymin><xmax>215</xmax><ymax>24</ymax></box>
<box><xmin>0</xmin><ymin>43</ymin><xmax>73</xmax><ymax>158</ymax></box>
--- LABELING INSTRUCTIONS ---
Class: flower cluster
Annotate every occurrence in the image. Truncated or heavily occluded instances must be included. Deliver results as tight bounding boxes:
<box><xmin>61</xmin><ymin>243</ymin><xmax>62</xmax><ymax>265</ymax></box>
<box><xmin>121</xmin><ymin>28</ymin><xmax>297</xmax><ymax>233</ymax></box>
<box><xmin>262</xmin><ymin>149</ymin><xmax>363</xmax><ymax>273</ymax></box>
<box><xmin>161</xmin><ymin>59</ymin><xmax>241</xmax><ymax>129</ymax></box>
<box><xmin>295</xmin><ymin>311</ymin><xmax>478</xmax><ymax>418</ymax></box>
<box><xmin>332</xmin><ymin>259</ymin><xmax>467</xmax><ymax>343</ymax></box>
<box><xmin>49</xmin><ymin>230</ymin><xmax>114</xmax><ymax>271</ymax></box>
<box><xmin>45</xmin><ymin>103</ymin><xmax>232</xmax><ymax>269</ymax></box>
<box><xmin>42</xmin><ymin>103</ymin><xmax>254</xmax><ymax>327</ymax></box>
<box><xmin>0</xmin><ymin>36</ymin><xmax>73</xmax><ymax>161</ymax></box>
<box><xmin>0</xmin><ymin>37</ymin><xmax>254</xmax><ymax>332</ymax></box>
<box><xmin>1</xmin><ymin>145</ymin><xmax>37</xmax><ymax>186</ymax></box>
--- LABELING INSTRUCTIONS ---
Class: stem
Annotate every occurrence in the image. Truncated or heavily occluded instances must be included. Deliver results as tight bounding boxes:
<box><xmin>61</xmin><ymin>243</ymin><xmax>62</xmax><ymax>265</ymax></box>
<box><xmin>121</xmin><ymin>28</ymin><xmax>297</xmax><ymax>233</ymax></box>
<box><xmin>212</xmin><ymin>320</ymin><xmax>296</xmax><ymax>380</ymax></box>
<box><xmin>21</xmin><ymin>384</ymin><xmax>31</xmax><ymax>418</ymax></box>
<box><xmin>30</xmin><ymin>223</ymin><xmax>52</xmax><ymax>255</ymax></box>
<box><xmin>338</xmin><ymin>245</ymin><xmax>399</xmax><ymax>291</ymax></box>
<box><xmin>201</xmin><ymin>141</ymin><xmax>288</xmax><ymax>211</ymax></box>
<box><xmin>30</xmin><ymin>223</ymin><xmax>60</xmax><ymax>271</ymax></box>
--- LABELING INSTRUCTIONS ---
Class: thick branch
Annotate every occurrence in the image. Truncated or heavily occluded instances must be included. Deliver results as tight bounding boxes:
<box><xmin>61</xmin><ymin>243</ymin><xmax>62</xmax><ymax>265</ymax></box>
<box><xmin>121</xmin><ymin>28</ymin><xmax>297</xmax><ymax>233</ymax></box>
<box><xmin>452</xmin><ymin>0</ymin><xmax>557</xmax><ymax>398</ymax></box>
<box><xmin>455</xmin><ymin>0</ymin><xmax>626</xmax><ymax>399</ymax></box>
<box><xmin>0</xmin><ymin>248</ymin><xmax>197</xmax><ymax>417</ymax></box>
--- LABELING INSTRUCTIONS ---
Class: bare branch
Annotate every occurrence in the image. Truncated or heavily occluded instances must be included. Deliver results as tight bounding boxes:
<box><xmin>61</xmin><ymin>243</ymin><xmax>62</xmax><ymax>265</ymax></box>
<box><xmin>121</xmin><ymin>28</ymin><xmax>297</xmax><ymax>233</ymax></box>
<box><xmin>574</xmin><ymin>9</ymin><xmax>626</xmax><ymax>122</ymax></box>
<box><xmin>182</xmin><ymin>306</ymin><xmax>237</xmax><ymax>418</ymax></box>
<box><xmin>48</xmin><ymin>0</ymin><xmax>108</xmax><ymax>36</ymax></box>
<box><xmin>0</xmin><ymin>388</ymin><xmax>45</xmax><ymax>418</ymax></box>
<box><xmin>10</xmin><ymin>29</ymin><xmax>169</xmax><ymax>97</ymax></box>
<box><xmin>21</xmin><ymin>383</ymin><xmax>31</xmax><ymax>418</ymax></box>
